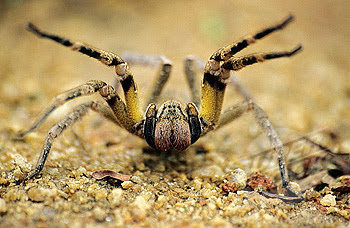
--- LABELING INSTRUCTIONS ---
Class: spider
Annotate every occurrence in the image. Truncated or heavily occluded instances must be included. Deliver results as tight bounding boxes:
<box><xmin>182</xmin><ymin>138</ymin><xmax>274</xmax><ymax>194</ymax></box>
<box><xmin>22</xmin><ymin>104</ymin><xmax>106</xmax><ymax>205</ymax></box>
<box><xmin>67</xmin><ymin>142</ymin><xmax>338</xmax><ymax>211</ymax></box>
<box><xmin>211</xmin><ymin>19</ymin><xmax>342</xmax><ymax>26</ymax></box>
<box><xmin>20</xmin><ymin>15</ymin><xmax>302</xmax><ymax>195</ymax></box>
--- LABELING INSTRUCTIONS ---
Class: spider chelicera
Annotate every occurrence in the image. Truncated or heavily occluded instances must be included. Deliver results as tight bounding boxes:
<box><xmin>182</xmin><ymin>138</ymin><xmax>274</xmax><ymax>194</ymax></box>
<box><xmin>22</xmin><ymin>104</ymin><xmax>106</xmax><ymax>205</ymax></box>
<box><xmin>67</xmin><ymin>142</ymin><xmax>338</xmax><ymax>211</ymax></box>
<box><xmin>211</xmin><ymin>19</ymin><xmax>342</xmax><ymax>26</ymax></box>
<box><xmin>20</xmin><ymin>16</ymin><xmax>302</xmax><ymax>196</ymax></box>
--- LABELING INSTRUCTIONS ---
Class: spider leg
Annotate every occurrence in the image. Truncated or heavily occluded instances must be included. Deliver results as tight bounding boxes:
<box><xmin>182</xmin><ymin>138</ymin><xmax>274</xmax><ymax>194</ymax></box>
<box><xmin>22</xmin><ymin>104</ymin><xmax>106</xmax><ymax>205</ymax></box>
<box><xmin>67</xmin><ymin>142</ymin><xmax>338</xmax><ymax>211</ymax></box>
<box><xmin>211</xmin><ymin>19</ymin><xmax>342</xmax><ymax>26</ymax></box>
<box><xmin>27</xmin><ymin>23</ymin><xmax>144</xmax><ymax>126</ymax></box>
<box><xmin>216</xmin><ymin>99</ymin><xmax>294</xmax><ymax>192</ymax></box>
<box><xmin>250</xmin><ymin>102</ymin><xmax>290</xmax><ymax>188</ymax></box>
<box><xmin>229</xmin><ymin>73</ymin><xmax>293</xmax><ymax>188</ymax></box>
<box><xmin>121</xmin><ymin>52</ymin><xmax>172</xmax><ymax>106</ymax></box>
<box><xmin>210</xmin><ymin>15</ymin><xmax>295</xmax><ymax>61</ymax></box>
<box><xmin>221</xmin><ymin>46</ymin><xmax>302</xmax><ymax>71</ymax></box>
<box><xmin>146</xmin><ymin>57</ymin><xmax>172</xmax><ymax>105</ymax></box>
<box><xmin>24</xmin><ymin>101</ymin><xmax>96</xmax><ymax>180</ymax></box>
<box><xmin>18</xmin><ymin>80</ymin><xmax>107</xmax><ymax>137</ymax></box>
<box><xmin>216</xmin><ymin>101</ymin><xmax>250</xmax><ymax>129</ymax></box>
<box><xmin>27</xmin><ymin>23</ymin><xmax>124</xmax><ymax>67</ymax></box>
<box><xmin>90</xmin><ymin>101</ymin><xmax>121</xmax><ymax>127</ymax></box>
<box><xmin>184</xmin><ymin>55</ymin><xmax>205</xmax><ymax>107</ymax></box>
<box><xmin>98</xmin><ymin>84</ymin><xmax>137</xmax><ymax>134</ymax></box>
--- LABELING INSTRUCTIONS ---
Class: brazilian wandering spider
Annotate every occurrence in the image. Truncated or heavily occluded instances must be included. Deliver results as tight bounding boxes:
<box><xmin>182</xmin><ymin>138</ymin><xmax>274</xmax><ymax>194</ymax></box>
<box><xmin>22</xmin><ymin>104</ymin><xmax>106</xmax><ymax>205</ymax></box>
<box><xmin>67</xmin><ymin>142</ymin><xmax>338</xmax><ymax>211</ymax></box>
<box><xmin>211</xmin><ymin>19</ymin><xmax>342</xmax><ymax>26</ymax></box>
<box><xmin>19</xmin><ymin>15</ymin><xmax>302</xmax><ymax>198</ymax></box>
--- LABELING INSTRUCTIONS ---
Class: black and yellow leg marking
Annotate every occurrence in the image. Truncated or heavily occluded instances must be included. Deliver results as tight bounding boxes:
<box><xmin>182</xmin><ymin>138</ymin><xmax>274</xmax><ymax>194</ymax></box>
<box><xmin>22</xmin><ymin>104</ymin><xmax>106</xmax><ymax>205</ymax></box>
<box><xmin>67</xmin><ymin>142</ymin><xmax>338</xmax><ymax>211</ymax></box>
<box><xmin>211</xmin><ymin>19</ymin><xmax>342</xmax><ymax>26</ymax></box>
<box><xmin>210</xmin><ymin>15</ymin><xmax>295</xmax><ymax>62</ymax></box>
<box><xmin>199</xmin><ymin>70</ymin><xmax>228</xmax><ymax>133</ymax></box>
<box><xmin>120</xmin><ymin>52</ymin><xmax>173</xmax><ymax>107</ymax></box>
<box><xmin>27</xmin><ymin>23</ymin><xmax>144</xmax><ymax>126</ymax></box>
<box><xmin>199</xmin><ymin>14</ymin><xmax>300</xmax><ymax>134</ymax></box>
<box><xmin>98</xmin><ymin>84</ymin><xmax>136</xmax><ymax>133</ymax></box>
<box><xmin>27</xmin><ymin>23</ymin><xmax>124</xmax><ymax>67</ymax></box>
<box><xmin>221</xmin><ymin>46</ymin><xmax>302</xmax><ymax>71</ymax></box>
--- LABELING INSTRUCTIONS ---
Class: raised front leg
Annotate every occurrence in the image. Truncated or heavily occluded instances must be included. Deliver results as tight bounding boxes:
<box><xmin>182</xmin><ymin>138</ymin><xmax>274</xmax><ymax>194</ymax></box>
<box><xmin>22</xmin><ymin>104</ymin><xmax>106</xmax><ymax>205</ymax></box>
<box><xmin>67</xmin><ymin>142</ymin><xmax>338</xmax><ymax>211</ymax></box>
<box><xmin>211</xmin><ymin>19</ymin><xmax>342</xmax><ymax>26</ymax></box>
<box><xmin>199</xmin><ymin>15</ymin><xmax>301</xmax><ymax>134</ymax></box>
<box><xmin>27</xmin><ymin>23</ymin><xmax>144</xmax><ymax>126</ymax></box>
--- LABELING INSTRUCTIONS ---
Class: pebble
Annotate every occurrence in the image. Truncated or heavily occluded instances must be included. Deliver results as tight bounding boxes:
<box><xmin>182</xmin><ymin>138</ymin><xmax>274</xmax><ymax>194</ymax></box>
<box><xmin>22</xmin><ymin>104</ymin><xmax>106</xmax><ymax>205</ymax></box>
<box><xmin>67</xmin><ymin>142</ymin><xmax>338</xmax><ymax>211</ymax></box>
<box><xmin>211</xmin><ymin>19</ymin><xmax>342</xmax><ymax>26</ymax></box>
<box><xmin>13</xmin><ymin>154</ymin><xmax>31</xmax><ymax>173</ymax></box>
<box><xmin>320</xmin><ymin>194</ymin><xmax>336</xmax><ymax>207</ymax></box>
<box><xmin>92</xmin><ymin>207</ymin><xmax>107</xmax><ymax>222</ymax></box>
<box><xmin>0</xmin><ymin>198</ymin><xmax>7</xmax><ymax>214</ymax></box>
<box><xmin>108</xmin><ymin>188</ymin><xmax>123</xmax><ymax>207</ymax></box>
<box><xmin>225</xmin><ymin>168</ymin><xmax>247</xmax><ymax>190</ymax></box>
<box><xmin>121</xmin><ymin>181</ymin><xmax>133</xmax><ymax>189</ymax></box>
<box><xmin>27</xmin><ymin>187</ymin><xmax>51</xmax><ymax>202</ymax></box>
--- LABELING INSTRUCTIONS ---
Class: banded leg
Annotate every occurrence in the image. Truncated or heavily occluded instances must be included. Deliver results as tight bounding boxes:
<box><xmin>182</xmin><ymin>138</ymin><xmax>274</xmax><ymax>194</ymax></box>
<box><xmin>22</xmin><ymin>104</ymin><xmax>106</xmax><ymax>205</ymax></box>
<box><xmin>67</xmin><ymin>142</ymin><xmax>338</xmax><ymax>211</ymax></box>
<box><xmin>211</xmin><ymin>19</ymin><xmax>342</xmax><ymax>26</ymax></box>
<box><xmin>24</xmin><ymin>102</ymin><xmax>95</xmax><ymax>180</ymax></box>
<box><xmin>221</xmin><ymin>46</ymin><xmax>302</xmax><ymax>71</ymax></box>
<box><xmin>184</xmin><ymin>55</ymin><xmax>205</xmax><ymax>107</ymax></box>
<box><xmin>121</xmin><ymin>52</ymin><xmax>173</xmax><ymax>106</ymax></box>
<box><xmin>18</xmin><ymin>80</ymin><xmax>107</xmax><ymax>137</ymax></box>
<box><xmin>27</xmin><ymin>23</ymin><xmax>144</xmax><ymax>126</ymax></box>
<box><xmin>210</xmin><ymin>15</ymin><xmax>295</xmax><ymax>61</ymax></box>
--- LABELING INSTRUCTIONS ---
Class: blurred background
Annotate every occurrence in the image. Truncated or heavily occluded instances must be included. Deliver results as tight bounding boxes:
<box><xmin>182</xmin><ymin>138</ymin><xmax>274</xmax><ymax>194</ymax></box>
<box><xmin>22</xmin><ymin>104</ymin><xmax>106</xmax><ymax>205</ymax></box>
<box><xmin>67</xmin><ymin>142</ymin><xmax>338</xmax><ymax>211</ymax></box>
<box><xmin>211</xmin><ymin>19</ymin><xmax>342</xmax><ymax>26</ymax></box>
<box><xmin>0</xmin><ymin>0</ymin><xmax>349</xmax><ymax>178</ymax></box>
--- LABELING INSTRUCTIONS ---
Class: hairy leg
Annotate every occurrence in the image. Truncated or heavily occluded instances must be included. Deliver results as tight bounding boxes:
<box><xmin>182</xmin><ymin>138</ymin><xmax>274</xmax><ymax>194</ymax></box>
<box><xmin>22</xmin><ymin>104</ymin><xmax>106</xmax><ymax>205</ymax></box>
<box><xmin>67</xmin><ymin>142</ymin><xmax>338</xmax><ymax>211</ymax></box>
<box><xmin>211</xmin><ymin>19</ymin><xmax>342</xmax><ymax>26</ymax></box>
<box><xmin>200</xmin><ymin>15</ymin><xmax>300</xmax><ymax>133</ymax></box>
<box><xmin>184</xmin><ymin>55</ymin><xmax>205</xmax><ymax>107</ymax></box>
<box><xmin>18</xmin><ymin>80</ymin><xmax>107</xmax><ymax>137</ymax></box>
<box><xmin>210</xmin><ymin>15</ymin><xmax>295</xmax><ymax>62</ymax></box>
<box><xmin>221</xmin><ymin>46</ymin><xmax>302</xmax><ymax>71</ymax></box>
<box><xmin>216</xmin><ymin>101</ymin><xmax>250</xmax><ymax>129</ymax></box>
<box><xmin>27</xmin><ymin>23</ymin><xmax>144</xmax><ymax>125</ymax></box>
<box><xmin>24</xmin><ymin>102</ymin><xmax>95</xmax><ymax>180</ymax></box>
<box><xmin>229</xmin><ymin>74</ymin><xmax>297</xmax><ymax>196</ymax></box>
<box><xmin>121</xmin><ymin>52</ymin><xmax>173</xmax><ymax>106</ymax></box>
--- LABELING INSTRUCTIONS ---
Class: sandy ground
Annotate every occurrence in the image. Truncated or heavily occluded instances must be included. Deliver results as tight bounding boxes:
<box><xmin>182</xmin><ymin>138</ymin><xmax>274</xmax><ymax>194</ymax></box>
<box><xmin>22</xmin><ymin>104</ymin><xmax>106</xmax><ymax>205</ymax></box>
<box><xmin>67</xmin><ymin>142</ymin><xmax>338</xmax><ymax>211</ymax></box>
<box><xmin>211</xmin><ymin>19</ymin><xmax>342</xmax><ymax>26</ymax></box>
<box><xmin>0</xmin><ymin>0</ymin><xmax>349</xmax><ymax>227</ymax></box>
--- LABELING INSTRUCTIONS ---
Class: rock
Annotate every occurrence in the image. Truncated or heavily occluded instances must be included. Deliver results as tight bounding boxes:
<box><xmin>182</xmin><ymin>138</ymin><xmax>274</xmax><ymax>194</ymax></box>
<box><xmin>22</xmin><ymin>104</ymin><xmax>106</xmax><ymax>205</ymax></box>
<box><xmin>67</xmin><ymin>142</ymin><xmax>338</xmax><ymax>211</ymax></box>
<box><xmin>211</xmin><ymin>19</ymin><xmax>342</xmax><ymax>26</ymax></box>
<box><xmin>320</xmin><ymin>194</ymin><xmax>336</xmax><ymax>207</ymax></box>
<box><xmin>27</xmin><ymin>187</ymin><xmax>51</xmax><ymax>202</ymax></box>
<box><xmin>92</xmin><ymin>207</ymin><xmax>107</xmax><ymax>222</ymax></box>
<box><xmin>0</xmin><ymin>198</ymin><xmax>7</xmax><ymax>214</ymax></box>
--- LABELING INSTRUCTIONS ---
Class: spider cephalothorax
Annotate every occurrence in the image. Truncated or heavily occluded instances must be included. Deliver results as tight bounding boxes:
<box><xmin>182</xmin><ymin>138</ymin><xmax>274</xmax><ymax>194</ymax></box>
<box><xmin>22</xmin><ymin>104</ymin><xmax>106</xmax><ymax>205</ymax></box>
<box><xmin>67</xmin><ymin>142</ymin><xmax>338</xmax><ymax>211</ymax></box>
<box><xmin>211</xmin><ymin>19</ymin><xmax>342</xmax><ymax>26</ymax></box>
<box><xmin>20</xmin><ymin>15</ymin><xmax>301</xmax><ymax>197</ymax></box>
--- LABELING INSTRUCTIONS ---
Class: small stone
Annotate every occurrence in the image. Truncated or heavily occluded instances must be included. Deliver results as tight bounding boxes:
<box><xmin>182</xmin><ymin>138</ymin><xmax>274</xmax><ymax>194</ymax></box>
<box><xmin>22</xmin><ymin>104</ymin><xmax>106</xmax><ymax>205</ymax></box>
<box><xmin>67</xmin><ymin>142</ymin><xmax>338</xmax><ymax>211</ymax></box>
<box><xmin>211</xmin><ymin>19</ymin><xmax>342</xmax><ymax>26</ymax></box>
<box><xmin>13</xmin><ymin>167</ymin><xmax>25</xmax><ymax>181</ymax></box>
<box><xmin>154</xmin><ymin>164</ymin><xmax>165</xmax><ymax>172</ymax></box>
<box><xmin>108</xmin><ymin>188</ymin><xmax>123</xmax><ymax>207</ymax></box>
<box><xmin>0</xmin><ymin>198</ymin><xmax>7</xmax><ymax>214</ymax></box>
<box><xmin>13</xmin><ymin>154</ymin><xmax>31</xmax><ymax>173</ymax></box>
<box><xmin>131</xmin><ymin>195</ymin><xmax>151</xmax><ymax>219</ymax></box>
<box><xmin>288</xmin><ymin>181</ymin><xmax>301</xmax><ymax>195</ymax></box>
<box><xmin>192</xmin><ymin>165</ymin><xmax>224</xmax><ymax>182</ymax></box>
<box><xmin>247</xmin><ymin>172</ymin><xmax>275</xmax><ymax>191</ymax></box>
<box><xmin>225</xmin><ymin>168</ymin><xmax>247</xmax><ymax>190</ymax></box>
<box><xmin>76</xmin><ymin>167</ymin><xmax>87</xmax><ymax>177</ymax></box>
<box><xmin>130</xmin><ymin>175</ymin><xmax>142</xmax><ymax>184</ymax></box>
<box><xmin>94</xmin><ymin>188</ymin><xmax>108</xmax><ymax>200</ymax></box>
<box><xmin>320</xmin><ymin>194</ymin><xmax>336</xmax><ymax>207</ymax></box>
<box><xmin>27</xmin><ymin>187</ymin><xmax>50</xmax><ymax>202</ymax></box>
<box><xmin>92</xmin><ymin>207</ymin><xmax>107</xmax><ymax>222</ymax></box>
<box><xmin>155</xmin><ymin>195</ymin><xmax>167</xmax><ymax>209</ymax></box>
<box><xmin>121</xmin><ymin>181</ymin><xmax>133</xmax><ymax>189</ymax></box>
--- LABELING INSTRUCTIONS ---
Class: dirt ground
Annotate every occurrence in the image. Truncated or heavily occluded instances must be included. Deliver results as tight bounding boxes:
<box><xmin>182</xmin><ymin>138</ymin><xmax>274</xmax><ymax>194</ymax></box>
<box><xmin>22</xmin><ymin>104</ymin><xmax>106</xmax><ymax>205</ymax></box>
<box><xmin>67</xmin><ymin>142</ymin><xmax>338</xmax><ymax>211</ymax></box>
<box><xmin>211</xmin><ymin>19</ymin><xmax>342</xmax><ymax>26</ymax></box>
<box><xmin>0</xmin><ymin>0</ymin><xmax>349</xmax><ymax>227</ymax></box>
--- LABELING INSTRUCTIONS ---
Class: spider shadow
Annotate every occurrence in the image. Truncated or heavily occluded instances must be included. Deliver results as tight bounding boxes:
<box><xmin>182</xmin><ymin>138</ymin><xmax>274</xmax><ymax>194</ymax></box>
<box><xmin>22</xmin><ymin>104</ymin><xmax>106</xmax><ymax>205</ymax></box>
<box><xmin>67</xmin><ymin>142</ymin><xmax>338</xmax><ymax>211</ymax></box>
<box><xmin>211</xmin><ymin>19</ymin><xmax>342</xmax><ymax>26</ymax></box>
<box><xmin>141</xmin><ymin>145</ymin><xmax>209</xmax><ymax>175</ymax></box>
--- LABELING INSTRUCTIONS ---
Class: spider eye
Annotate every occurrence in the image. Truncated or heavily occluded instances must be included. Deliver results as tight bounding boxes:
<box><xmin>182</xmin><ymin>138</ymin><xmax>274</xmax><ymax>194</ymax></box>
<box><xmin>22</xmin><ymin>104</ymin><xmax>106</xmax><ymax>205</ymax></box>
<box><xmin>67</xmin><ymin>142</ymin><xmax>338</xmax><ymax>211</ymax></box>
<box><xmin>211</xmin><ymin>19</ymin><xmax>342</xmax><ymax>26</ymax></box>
<box><xmin>144</xmin><ymin>104</ymin><xmax>157</xmax><ymax>149</ymax></box>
